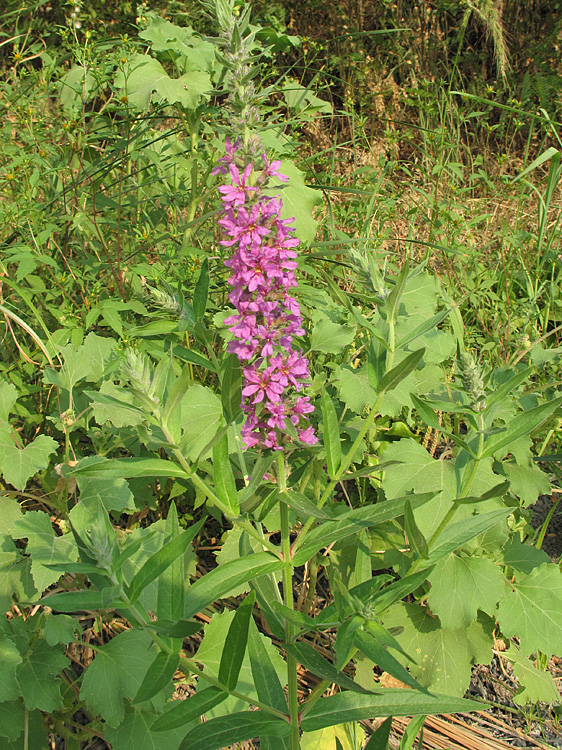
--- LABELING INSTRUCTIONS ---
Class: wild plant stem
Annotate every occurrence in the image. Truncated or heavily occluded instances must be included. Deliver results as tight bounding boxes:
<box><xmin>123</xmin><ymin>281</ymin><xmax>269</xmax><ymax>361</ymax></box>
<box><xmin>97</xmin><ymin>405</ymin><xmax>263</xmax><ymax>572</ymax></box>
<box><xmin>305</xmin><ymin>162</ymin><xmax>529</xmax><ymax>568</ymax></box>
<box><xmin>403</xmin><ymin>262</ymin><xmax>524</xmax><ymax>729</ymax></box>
<box><xmin>278</xmin><ymin>452</ymin><xmax>300</xmax><ymax>749</ymax></box>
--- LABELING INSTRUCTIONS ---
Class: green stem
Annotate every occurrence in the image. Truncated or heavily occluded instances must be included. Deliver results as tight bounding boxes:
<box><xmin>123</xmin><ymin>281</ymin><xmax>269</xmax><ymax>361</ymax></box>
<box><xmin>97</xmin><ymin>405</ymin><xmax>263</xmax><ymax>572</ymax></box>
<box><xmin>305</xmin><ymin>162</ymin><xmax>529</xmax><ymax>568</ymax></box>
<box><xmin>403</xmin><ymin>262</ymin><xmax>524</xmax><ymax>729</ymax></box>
<box><xmin>278</xmin><ymin>453</ymin><xmax>300</xmax><ymax>749</ymax></box>
<box><xmin>426</xmin><ymin>412</ymin><xmax>486</xmax><ymax>550</ymax></box>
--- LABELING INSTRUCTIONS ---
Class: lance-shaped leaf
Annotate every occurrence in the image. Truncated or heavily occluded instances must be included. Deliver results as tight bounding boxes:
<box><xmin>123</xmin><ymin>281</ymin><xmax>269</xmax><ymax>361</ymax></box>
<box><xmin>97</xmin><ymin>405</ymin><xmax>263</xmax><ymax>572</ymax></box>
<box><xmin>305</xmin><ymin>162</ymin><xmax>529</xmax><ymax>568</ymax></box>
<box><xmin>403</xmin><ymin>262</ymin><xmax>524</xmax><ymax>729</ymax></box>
<box><xmin>193</xmin><ymin>258</ymin><xmax>209</xmax><ymax>319</ymax></box>
<box><xmin>300</xmin><ymin>690</ymin><xmax>481</xmax><ymax>732</ymax></box>
<box><xmin>133</xmin><ymin>651</ymin><xmax>179</xmax><ymax>704</ymax></box>
<box><xmin>157</xmin><ymin>503</ymin><xmax>186</xmax><ymax>624</ymax></box>
<box><xmin>481</xmin><ymin>397</ymin><xmax>562</xmax><ymax>459</ymax></box>
<box><xmin>364</xmin><ymin>717</ymin><xmax>392</xmax><ymax>749</ymax></box>
<box><xmin>248</xmin><ymin>621</ymin><xmax>287</xmax><ymax>714</ymax></box>
<box><xmin>212</xmin><ymin>433</ymin><xmax>239</xmax><ymax>516</ymax></box>
<box><xmin>68</xmin><ymin>457</ymin><xmax>191</xmax><ymax>479</ymax></box>
<box><xmin>318</xmin><ymin>570</ymin><xmax>431</xmax><ymax>625</ymax></box>
<box><xmin>385</xmin><ymin>261</ymin><xmax>409</xmax><ymax>324</ymax></box>
<box><xmin>218</xmin><ymin>592</ymin><xmax>255</xmax><ymax>691</ymax></box>
<box><xmin>127</xmin><ymin>518</ymin><xmax>204</xmax><ymax>605</ymax></box>
<box><xmin>486</xmin><ymin>367</ymin><xmax>533</xmax><ymax>409</ymax></box>
<box><xmin>404</xmin><ymin>498</ymin><xmax>428</xmax><ymax>559</ymax></box>
<box><xmin>40</xmin><ymin>587</ymin><xmax>124</xmax><ymax>612</ymax></box>
<box><xmin>179</xmin><ymin>711</ymin><xmax>291</xmax><ymax>750</ymax></box>
<box><xmin>396</xmin><ymin>306</ymin><xmax>454</xmax><ymax>350</ymax></box>
<box><xmin>151</xmin><ymin>687</ymin><xmax>228</xmax><ymax>732</ymax></box>
<box><xmin>220</xmin><ymin>353</ymin><xmax>243</xmax><ymax>423</ymax></box>
<box><xmin>184</xmin><ymin>553</ymin><xmax>284</xmax><ymax>619</ymax></box>
<box><xmin>321</xmin><ymin>391</ymin><xmax>341</xmax><ymax>479</ymax></box>
<box><xmin>411</xmin><ymin>394</ymin><xmax>474</xmax><ymax>455</ymax></box>
<box><xmin>293</xmin><ymin>492</ymin><xmax>435</xmax><ymax>566</ymax></box>
<box><xmin>428</xmin><ymin>508</ymin><xmax>512</xmax><ymax>562</ymax></box>
<box><xmin>285</xmin><ymin>641</ymin><xmax>372</xmax><ymax>694</ymax></box>
<box><xmin>354</xmin><ymin>629</ymin><xmax>423</xmax><ymax>692</ymax></box>
<box><xmin>376</xmin><ymin>349</ymin><xmax>425</xmax><ymax>394</ymax></box>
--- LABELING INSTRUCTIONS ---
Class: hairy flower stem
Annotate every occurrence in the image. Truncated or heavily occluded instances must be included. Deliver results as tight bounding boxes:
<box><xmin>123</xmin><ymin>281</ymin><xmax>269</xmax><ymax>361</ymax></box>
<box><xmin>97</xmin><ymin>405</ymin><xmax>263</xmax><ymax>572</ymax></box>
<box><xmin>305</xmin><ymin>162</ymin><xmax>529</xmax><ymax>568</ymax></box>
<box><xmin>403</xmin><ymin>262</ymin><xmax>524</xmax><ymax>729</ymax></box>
<box><xmin>278</xmin><ymin>453</ymin><xmax>300</xmax><ymax>748</ymax></box>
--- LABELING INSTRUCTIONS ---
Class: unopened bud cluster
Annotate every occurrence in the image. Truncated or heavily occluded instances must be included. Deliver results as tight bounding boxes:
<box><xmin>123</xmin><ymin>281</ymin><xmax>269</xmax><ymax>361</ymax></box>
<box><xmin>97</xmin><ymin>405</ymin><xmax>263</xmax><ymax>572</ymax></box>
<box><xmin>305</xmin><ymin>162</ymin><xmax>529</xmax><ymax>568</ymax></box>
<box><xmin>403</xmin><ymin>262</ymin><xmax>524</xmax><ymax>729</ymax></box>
<box><xmin>458</xmin><ymin>351</ymin><xmax>487</xmax><ymax>412</ymax></box>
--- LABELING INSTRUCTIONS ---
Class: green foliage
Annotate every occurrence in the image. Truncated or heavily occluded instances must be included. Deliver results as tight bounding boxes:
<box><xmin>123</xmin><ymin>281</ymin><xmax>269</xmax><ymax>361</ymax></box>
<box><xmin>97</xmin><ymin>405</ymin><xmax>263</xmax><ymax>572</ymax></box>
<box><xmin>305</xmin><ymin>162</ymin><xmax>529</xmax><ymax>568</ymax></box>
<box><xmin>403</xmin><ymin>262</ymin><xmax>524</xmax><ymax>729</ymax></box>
<box><xmin>1</xmin><ymin>0</ymin><xmax>562</xmax><ymax>748</ymax></box>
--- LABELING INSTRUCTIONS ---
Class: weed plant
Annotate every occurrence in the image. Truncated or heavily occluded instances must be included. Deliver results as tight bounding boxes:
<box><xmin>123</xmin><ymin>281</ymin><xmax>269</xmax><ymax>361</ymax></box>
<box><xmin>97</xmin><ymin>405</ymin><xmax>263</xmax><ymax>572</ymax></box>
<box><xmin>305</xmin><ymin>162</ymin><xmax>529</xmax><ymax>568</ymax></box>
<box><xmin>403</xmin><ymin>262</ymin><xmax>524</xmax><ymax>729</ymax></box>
<box><xmin>0</xmin><ymin>1</ymin><xmax>561</xmax><ymax>749</ymax></box>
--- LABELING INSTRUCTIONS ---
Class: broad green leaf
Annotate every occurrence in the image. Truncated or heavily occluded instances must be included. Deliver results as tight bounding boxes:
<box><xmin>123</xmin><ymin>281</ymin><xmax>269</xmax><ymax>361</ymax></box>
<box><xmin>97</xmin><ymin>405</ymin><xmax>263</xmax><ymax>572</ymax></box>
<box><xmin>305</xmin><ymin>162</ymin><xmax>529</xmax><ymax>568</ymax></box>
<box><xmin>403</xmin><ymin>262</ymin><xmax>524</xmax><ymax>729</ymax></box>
<box><xmin>248</xmin><ymin>620</ymin><xmax>287</xmax><ymax>714</ymax></box>
<box><xmin>285</xmin><ymin>641</ymin><xmax>372</xmax><ymax>694</ymax></box>
<box><xmin>69</xmin><ymin>456</ymin><xmax>190</xmax><ymax>479</ymax></box>
<box><xmin>157</xmin><ymin>503</ymin><xmax>185</xmax><ymax>623</ymax></box>
<box><xmin>179</xmin><ymin>711</ymin><xmax>292</xmax><ymax>750</ymax></box>
<box><xmin>10</xmin><ymin>511</ymin><xmax>78</xmax><ymax>591</ymax></box>
<box><xmin>429</xmin><ymin>508</ymin><xmax>512</xmax><ymax>562</ymax></box>
<box><xmin>293</xmin><ymin>493</ymin><xmax>435</xmax><ymax>566</ymax></box>
<box><xmin>381</xmin><ymin>439</ymin><xmax>500</xmax><ymax>539</ymax></box>
<box><xmin>504</xmin><ymin>645</ymin><xmax>560</xmax><ymax>705</ymax></box>
<box><xmin>76</xmin><ymin>474</ymin><xmax>135</xmax><ymax>515</ymax></box>
<box><xmin>44</xmin><ymin>614</ymin><xmax>80</xmax><ymax>646</ymax></box>
<box><xmin>17</xmin><ymin>640</ymin><xmax>67</xmax><ymax>712</ymax></box>
<box><xmin>140</xmin><ymin>16</ymin><xmax>215</xmax><ymax>71</ymax></box>
<box><xmin>376</xmin><ymin>349</ymin><xmax>424</xmax><ymax>394</ymax></box>
<box><xmin>0</xmin><ymin>496</ymin><xmax>23</xmax><ymax>534</ymax></box>
<box><xmin>163</xmin><ymin>365</ymin><xmax>191</xmax><ymax>444</ymax></box>
<box><xmin>218</xmin><ymin>592</ymin><xmax>255</xmax><ymax>690</ymax></box>
<box><xmin>0</xmin><ymin>426</ymin><xmax>57</xmax><ymax>492</ymax></box>
<box><xmin>482</xmin><ymin>397</ymin><xmax>562</xmax><ymax>458</ymax></box>
<box><xmin>90</xmin><ymin>381</ymin><xmax>145</xmax><ymax>427</ymax></box>
<box><xmin>301</xmin><ymin>724</ymin><xmax>365</xmax><ymax>750</ymax></box>
<box><xmin>0</xmin><ymin>638</ymin><xmax>22</xmax><ymax>701</ymax></box>
<box><xmin>501</xmin><ymin>536</ymin><xmax>550</xmax><ymax>574</ymax></box>
<box><xmin>337</xmin><ymin>366</ymin><xmax>377</xmax><ymax>414</ymax></box>
<box><xmin>212</xmin><ymin>433</ymin><xmax>239</xmax><ymax>516</ymax></box>
<box><xmin>363</xmin><ymin>717</ymin><xmax>392</xmax><ymax>749</ymax></box>
<box><xmin>0</xmin><ymin>381</ymin><xmax>18</xmax><ymax>421</ymax></box>
<box><xmin>321</xmin><ymin>391</ymin><xmax>342</xmax><ymax>479</ymax></box>
<box><xmin>498</xmin><ymin>462</ymin><xmax>551</xmax><ymax>506</ymax></box>
<box><xmin>134</xmin><ymin>651</ymin><xmax>180</xmax><ymax>704</ymax></box>
<box><xmin>427</xmin><ymin>554</ymin><xmax>506</xmax><ymax>629</ymax></box>
<box><xmin>271</xmin><ymin>160</ymin><xmax>322</xmax><ymax>243</ymax></box>
<box><xmin>81</xmin><ymin>629</ymin><xmax>155</xmax><ymax>727</ymax></box>
<box><xmin>59</xmin><ymin>64</ymin><xmax>99</xmax><ymax>114</ymax></box>
<box><xmin>180</xmin><ymin>384</ymin><xmax>223</xmax><ymax>461</ymax></box>
<box><xmin>353</xmin><ymin>629</ymin><xmax>422</xmax><ymax>692</ymax></box>
<box><xmin>115</xmin><ymin>54</ymin><xmax>211</xmax><ymax>110</ymax></box>
<box><xmin>105</xmin><ymin>703</ymin><xmax>187</xmax><ymax>750</ymax></box>
<box><xmin>381</xmin><ymin>603</ymin><xmax>494</xmax><ymax>695</ymax></box>
<box><xmin>184</xmin><ymin>552</ymin><xmax>284</xmax><ymax>619</ymax></box>
<box><xmin>127</xmin><ymin>519</ymin><xmax>203</xmax><ymax>605</ymax></box>
<box><xmin>310</xmin><ymin>318</ymin><xmax>356</xmax><ymax>354</ymax></box>
<box><xmin>152</xmin><ymin>687</ymin><xmax>228</xmax><ymax>731</ymax></box>
<box><xmin>0</xmin><ymin>700</ymin><xmax>25</xmax><ymax>742</ymax></box>
<box><xmin>300</xmin><ymin>690</ymin><xmax>481</xmax><ymax>732</ymax></box>
<box><xmin>497</xmin><ymin>563</ymin><xmax>562</xmax><ymax>656</ymax></box>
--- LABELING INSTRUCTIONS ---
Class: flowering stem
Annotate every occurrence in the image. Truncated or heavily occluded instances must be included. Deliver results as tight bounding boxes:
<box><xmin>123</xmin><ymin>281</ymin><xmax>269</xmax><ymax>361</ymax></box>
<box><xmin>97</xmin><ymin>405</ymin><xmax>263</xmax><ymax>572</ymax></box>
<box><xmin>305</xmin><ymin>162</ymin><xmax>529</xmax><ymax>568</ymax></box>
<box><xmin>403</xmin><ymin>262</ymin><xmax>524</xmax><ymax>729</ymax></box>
<box><xmin>278</xmin><ymin>452</ymin><xmax>300</xmax><ymax>748</ymax></box>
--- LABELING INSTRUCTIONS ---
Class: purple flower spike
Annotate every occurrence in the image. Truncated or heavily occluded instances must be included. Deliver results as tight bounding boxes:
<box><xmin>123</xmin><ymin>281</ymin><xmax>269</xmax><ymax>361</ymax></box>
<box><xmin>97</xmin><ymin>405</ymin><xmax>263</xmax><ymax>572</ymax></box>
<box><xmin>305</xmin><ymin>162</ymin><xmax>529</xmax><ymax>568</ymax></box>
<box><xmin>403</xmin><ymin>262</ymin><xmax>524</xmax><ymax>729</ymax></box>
<box><xmin>216</xmin><ymin>142</ymin><xmax>316</xmax><ymax>450</ymax></box>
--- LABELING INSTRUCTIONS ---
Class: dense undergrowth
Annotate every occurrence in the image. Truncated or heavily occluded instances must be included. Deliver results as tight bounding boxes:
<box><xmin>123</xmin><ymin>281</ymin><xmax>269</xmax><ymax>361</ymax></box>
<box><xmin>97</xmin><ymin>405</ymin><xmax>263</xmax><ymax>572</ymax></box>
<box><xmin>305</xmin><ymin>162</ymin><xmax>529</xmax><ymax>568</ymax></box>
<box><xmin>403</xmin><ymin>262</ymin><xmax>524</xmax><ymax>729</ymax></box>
<box><xmin>0</xmin><ymin>1</ymin><xmax>561</xmax><ymax>748</ymax></box>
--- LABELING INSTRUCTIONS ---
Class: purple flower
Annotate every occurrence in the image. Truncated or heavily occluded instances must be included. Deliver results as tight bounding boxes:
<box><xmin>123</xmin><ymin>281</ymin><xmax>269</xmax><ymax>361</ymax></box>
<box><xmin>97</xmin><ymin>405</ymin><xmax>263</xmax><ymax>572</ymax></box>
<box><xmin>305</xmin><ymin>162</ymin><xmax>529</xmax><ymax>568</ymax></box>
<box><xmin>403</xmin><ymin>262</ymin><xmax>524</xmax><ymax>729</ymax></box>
<box><xmin>216</xmin><ymin>141</ymin><xmax>316</xmax><ymax>450</ymax></box>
